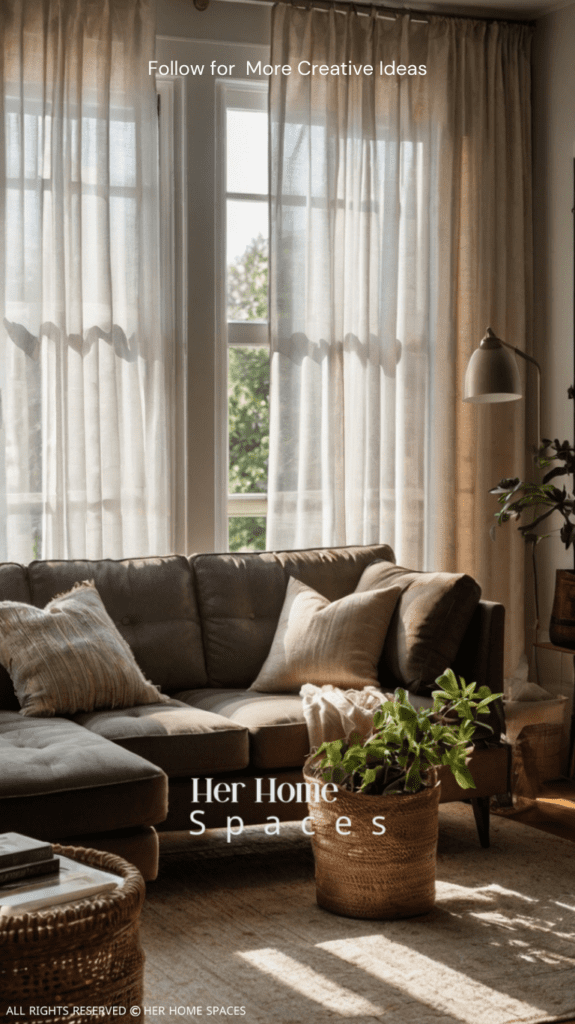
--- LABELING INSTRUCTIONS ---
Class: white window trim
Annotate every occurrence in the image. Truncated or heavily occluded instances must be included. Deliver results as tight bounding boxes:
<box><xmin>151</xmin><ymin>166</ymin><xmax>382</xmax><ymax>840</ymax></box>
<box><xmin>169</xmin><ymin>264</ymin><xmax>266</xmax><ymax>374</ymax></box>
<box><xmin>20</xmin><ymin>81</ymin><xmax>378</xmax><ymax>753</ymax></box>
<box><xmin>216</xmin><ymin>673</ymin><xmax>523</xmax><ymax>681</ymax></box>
<box><xmin>156</xmin><ymin>76</ymin><xmax>189</xmax><ymax>553</ymax></box>
<box><xmin>228</xmin><ymin>322</ymin><xmax>268</xmax><ymax>346</ymax></box>
<box><xmin>228</xmin><ymin>494</ymin><xmax>268</xmax><ymax>517</ymax></box>
<box><xmin>215</xmin><ymin>77</ymin><xmax>270</xmax><ymax>551</ymax></box>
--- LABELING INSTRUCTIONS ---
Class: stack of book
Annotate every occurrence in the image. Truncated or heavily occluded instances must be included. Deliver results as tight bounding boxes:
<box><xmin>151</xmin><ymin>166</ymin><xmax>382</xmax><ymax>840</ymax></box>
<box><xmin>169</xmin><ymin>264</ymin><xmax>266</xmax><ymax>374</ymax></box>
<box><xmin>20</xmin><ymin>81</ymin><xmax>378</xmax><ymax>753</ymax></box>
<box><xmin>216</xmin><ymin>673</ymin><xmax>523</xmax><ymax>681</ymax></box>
<box><xmin>0</xmin><ymin>833</ymin><xmax>59</xmax><ymax>885</ymax></box>
<box><xmin>0</xmin><ymin>832</ymin><xmax>122</xmax><ymax>917</ymax></box>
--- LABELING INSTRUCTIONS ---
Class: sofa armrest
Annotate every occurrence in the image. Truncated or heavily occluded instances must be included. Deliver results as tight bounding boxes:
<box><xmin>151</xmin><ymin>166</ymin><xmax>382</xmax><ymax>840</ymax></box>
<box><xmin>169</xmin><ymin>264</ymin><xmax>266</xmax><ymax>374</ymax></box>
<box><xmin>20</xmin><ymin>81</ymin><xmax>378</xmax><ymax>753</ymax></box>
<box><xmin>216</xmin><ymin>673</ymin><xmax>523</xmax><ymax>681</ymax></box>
<box><xmin>451</xmin><ymin>600</ymin><xmax>506</xmax><ymax>739</ymax></box>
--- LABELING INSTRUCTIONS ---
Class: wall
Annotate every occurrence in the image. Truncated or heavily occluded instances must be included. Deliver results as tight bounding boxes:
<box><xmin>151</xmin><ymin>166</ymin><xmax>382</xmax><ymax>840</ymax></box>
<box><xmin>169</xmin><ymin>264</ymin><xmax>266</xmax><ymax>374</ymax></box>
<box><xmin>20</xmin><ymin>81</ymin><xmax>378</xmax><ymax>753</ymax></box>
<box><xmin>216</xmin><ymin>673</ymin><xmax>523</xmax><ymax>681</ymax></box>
<box><xmin>532</xmin><ymin>2</ymin><xmax>575</xmax><ymax>638</ymax></box>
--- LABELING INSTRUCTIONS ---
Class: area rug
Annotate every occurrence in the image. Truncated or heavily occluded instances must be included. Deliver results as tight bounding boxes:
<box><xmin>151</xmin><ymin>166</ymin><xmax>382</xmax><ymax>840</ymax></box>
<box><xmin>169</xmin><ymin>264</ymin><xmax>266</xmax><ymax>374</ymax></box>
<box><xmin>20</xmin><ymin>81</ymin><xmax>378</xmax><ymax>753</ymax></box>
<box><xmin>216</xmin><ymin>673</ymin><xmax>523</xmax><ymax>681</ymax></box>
<box><xmin>140</xmin><ymin>804</ymin><xmax>575</xmax><ymax>1024</ymax></box>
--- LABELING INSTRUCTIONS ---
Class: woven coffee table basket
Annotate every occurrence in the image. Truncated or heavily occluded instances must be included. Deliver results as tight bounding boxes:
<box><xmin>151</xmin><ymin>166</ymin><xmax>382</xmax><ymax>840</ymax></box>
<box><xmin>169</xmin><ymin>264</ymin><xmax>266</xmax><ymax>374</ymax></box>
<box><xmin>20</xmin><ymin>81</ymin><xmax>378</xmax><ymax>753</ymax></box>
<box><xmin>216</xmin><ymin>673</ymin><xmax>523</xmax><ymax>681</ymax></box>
<box><xmin>0</xmin><ymin>844</ymin><xmax>145</xmax><ymax>1024</ymax></box>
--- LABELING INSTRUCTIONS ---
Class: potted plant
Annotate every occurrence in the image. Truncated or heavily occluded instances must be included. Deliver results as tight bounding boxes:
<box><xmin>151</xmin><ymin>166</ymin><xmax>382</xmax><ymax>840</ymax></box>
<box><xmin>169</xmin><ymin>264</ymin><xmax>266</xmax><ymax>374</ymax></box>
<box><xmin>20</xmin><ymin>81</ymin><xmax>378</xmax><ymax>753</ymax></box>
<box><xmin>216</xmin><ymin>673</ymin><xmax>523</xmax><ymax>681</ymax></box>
<box><xmin>490</xmin><ymin>415</ymin><xmax>575</xmax><ymax>648</ymax></box>
<box><xmin>303</xmin><ymin>670</ymin><xmax>502</xmax><ymax>920</ymax></box>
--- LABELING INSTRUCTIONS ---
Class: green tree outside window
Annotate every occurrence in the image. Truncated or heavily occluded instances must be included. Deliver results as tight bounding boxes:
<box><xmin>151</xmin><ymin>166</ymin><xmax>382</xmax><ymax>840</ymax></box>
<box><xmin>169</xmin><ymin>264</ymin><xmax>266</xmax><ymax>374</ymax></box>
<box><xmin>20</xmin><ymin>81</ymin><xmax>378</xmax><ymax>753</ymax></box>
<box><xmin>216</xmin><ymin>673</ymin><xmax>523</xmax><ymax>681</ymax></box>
<box><xmin>227</xmin><ymin>234</ymin><xmax>269</xmax><ymax>552</ymax></box>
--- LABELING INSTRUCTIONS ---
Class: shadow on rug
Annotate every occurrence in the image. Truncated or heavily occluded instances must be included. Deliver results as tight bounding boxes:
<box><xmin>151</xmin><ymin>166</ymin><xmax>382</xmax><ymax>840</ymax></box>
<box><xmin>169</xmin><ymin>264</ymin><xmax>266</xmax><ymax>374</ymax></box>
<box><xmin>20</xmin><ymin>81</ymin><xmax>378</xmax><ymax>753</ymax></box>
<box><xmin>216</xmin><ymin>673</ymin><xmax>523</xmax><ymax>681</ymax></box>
<box><xmin>140</xmin><ymin>804</ymin><xmax>575</xmax><ymax>1024</ymax></box>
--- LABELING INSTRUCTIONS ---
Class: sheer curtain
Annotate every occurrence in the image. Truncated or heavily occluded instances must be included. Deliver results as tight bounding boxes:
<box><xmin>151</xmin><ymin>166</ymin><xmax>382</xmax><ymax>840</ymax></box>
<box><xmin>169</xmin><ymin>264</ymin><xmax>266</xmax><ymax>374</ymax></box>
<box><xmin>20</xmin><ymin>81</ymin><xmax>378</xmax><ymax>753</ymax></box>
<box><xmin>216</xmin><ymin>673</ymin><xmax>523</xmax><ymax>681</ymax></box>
<box><xmin>0</xmin><ymin>0</ymin><xmax>172</xmax><ymax>562</ymax></box>
<box><xmin>268</xmin><ymin>7</ymin><xmax>532</xmax><ymax>673</ymax></box>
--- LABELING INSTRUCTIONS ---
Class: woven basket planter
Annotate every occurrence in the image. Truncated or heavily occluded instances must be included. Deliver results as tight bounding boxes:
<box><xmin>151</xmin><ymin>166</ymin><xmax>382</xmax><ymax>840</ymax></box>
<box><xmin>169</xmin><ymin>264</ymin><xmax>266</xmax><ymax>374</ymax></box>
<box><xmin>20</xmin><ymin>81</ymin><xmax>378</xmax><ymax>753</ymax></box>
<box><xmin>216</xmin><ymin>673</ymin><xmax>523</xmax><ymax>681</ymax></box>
<box><xmin>304</xmin><ymin>760</ymin><xmax>441</xmax><ymax>920</ymax></box>
<box><xmin>0</xmin><ymin>845</ymin><xmax>145</xmax><ymax>1024</ymax></box>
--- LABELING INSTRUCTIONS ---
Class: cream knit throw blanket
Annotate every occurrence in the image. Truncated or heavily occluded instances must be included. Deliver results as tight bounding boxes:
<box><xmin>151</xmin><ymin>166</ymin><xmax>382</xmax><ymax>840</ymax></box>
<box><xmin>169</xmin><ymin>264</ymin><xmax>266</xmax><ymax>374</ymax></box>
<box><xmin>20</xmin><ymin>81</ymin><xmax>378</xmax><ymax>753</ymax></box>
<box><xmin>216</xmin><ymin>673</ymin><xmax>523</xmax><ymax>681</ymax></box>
<box><xmin>300</xmin><ymin>683</ymin><xmax>388</xmax><ymax>749</ymax></box>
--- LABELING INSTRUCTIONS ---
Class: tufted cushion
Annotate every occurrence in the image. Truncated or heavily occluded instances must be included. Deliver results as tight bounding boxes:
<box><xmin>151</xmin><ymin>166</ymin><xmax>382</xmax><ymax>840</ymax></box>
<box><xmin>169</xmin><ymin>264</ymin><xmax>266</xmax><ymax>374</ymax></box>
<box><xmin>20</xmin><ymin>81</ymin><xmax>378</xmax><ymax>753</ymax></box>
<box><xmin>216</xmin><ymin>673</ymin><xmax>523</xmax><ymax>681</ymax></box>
<box><xmin>73</xmin><ymin>699</ymin><xmax>249</xmax><ymax>776</ymax></box>
<box><xmin>355</xmin><ymin>560</ymin><xmax>481</xmax><ymax>693</ymax></box>
<box><xmin>192</xmin><ymin>544</ymin><xmax>395</xmax><ymax>688</ymax></box>
<box><xmin>27</xmin><ymin>555</ymin><xmax>208</xmax><ymax>691</ymax></box>
<box><xmin>0</xmin><ymin>711</ymin><xmax>168</xmax><ymax>838</ymax></box>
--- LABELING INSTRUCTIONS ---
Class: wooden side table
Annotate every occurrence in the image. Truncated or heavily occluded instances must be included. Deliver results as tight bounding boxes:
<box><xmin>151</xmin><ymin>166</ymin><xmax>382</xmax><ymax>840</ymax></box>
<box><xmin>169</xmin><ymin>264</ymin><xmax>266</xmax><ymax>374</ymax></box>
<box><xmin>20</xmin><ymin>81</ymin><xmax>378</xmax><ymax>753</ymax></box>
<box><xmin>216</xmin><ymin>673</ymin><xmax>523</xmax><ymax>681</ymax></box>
<box><xmin>0</xmin><ymin>845</ymin><xmax>145</xmax><ymax>1023</ymax></box>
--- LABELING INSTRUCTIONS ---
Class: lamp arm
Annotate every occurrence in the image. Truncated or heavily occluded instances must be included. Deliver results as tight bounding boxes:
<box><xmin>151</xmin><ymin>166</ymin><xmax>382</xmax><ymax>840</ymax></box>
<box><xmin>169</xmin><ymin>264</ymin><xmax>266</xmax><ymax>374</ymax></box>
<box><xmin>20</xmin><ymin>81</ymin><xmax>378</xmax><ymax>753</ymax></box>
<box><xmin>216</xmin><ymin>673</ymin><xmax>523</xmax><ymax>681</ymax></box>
<box><xmin>499</xmin><ymin>340</ymin><xmax>541</xmax><ymax>453</ymax></box>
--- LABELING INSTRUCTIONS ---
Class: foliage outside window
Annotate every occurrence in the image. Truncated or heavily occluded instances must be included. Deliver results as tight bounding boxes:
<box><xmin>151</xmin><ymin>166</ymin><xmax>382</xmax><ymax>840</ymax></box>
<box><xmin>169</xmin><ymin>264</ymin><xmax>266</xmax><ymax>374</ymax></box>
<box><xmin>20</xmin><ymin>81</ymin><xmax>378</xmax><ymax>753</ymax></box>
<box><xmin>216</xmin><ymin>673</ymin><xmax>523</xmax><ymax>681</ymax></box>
<box><xmin>224</xmin><ymin>84</ymin><xmax>270</xmax><ymax>553</ymax></box>
<box><xmin>227</xmin><ymin>234</ymin><xmax>269</xmax><ymax>552</ymax></box>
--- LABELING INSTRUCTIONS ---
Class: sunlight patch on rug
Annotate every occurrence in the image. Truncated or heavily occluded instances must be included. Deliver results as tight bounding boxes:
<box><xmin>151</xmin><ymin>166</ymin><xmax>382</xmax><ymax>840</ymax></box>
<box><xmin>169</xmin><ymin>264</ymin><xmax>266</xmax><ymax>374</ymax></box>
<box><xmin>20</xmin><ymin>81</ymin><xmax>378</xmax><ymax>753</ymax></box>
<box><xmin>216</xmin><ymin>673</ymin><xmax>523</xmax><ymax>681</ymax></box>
<box><xmin>237</xmin><ymin>948</ymin><xmax>382</xmax><ymax>1016</ymax></box>
<box><xmin>319</xmin><ymin>934</ymin><xmax>541</xmax><ymax>1023</ymax></box>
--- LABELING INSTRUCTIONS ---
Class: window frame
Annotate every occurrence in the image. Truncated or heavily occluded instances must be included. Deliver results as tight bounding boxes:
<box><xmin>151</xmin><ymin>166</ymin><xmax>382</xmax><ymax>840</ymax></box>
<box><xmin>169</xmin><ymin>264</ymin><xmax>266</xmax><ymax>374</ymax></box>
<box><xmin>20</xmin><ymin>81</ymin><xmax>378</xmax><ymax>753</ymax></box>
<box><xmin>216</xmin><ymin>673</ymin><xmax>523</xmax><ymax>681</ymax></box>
<box><xmin>156</xmin><ymin>75</ymin><xmax>189</xmax><ymax>554</ymax></box>
<box><xmin>154</xmin><ymin>33</ymin><xmax>270</xmax><ymax>554</ymax></box>
<box><xmin>215</xmin><ymin>78</ymin><xmax>270</xmax><ymax>547</ymax></box>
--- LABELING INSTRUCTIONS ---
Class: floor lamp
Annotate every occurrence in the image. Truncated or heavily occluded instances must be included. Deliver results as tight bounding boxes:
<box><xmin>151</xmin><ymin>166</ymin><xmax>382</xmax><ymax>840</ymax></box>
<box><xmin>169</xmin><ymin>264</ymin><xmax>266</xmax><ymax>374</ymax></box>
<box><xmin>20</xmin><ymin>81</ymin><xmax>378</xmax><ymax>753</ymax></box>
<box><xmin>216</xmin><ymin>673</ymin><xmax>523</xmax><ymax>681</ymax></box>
<box><xmin>463</xmin><ymin>326</ymin><xmax>542</xmax><ymax>677</ymax></box>
<box><xmin>462</xmin><ymin>327</ymin><xmax>541</xmax><ymax>449</ymax></box>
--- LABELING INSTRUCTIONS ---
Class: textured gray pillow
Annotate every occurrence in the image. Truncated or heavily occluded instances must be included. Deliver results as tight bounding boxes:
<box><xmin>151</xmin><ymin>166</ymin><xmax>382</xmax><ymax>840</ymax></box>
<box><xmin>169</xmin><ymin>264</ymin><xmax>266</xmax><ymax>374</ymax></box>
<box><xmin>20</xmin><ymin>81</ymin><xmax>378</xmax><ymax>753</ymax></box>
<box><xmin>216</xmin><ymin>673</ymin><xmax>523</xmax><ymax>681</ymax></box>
<box><xmin>0</xmin><ymin>581</ymin><xmax>170</xmax><ymax>716</ymax></box>
<box><xmin>355</xmin><ymin>561</ymin><xmax>481</xmax><ymax>693</ymax></box>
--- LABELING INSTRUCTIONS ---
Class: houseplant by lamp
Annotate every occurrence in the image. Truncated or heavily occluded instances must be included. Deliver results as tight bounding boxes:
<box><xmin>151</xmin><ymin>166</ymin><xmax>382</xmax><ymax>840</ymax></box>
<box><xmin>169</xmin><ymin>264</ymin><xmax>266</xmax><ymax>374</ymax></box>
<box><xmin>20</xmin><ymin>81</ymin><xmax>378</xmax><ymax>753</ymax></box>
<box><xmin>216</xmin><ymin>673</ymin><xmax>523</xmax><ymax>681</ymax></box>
<box><xmin>463</xmin><ymin>327</ymin><xmax>575</xmax><ymax>650</ymax></box>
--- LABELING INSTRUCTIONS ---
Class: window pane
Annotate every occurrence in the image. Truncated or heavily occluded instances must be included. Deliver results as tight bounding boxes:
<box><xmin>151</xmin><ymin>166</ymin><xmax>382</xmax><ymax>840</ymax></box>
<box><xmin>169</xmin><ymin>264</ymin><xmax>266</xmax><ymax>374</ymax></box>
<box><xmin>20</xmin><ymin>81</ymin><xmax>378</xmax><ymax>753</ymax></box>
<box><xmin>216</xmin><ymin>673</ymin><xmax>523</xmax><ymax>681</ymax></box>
<box><xmin>227</xmin><ymin>109</ymin><xmax>268</xmax><ymax>195</ymax></box>
<box><xmin>228</xmin><ymin>346</ymin><xmax>269</xmax><ymax>495</ymax></box>
<box><xmin>227</xmin><ymin>201</ymin><xmax>268</xmax><ymax>321</ymax></box>
<box><xmin>229</xmin><ymin>516</ymin><xmax>266</xmax><ymax>552</ymax></box>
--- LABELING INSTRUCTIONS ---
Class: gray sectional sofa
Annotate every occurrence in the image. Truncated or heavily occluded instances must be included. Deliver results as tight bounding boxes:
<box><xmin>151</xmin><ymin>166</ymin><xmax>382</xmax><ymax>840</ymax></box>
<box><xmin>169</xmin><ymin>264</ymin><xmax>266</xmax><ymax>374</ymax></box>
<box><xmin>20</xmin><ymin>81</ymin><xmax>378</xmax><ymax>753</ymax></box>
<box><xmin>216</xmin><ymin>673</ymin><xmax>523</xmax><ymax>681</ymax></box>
<box><xmin>0</xmin><ymin>544</ymin><xmax>510</xmax><ymax>879</ymax></box>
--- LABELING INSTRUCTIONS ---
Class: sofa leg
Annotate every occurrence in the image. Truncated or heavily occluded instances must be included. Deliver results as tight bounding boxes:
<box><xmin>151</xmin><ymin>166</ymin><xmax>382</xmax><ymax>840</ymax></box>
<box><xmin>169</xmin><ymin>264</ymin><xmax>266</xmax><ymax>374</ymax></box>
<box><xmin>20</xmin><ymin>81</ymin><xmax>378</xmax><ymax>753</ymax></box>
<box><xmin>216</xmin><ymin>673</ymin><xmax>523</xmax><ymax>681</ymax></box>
<box><xmin>471</xmin><ymin>796</ymin><xmax>490</xmax><ymax>848</ymax></box>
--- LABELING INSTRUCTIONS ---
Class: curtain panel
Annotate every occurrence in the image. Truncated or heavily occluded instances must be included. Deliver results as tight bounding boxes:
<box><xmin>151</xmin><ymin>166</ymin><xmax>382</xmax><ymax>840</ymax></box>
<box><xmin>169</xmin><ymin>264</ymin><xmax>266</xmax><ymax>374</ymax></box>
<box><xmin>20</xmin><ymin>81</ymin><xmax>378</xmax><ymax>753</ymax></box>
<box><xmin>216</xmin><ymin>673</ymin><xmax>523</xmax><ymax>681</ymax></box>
<box><xmin>0</xmin><ymin>0</ymin><xmax>172</xmax><ymax>562</ymax></box>
<box><xmin>268</xmin><ymin>7</ymin><xmax>533</xmax><ymax>674</ymax></box>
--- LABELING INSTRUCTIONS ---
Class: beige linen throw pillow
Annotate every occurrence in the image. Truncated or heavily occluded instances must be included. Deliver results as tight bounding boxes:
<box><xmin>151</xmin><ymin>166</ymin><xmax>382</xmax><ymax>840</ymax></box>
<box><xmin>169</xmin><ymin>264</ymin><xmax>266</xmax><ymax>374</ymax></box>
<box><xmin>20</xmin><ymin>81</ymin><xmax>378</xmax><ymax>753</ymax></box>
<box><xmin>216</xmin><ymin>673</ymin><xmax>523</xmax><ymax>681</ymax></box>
<box><xmin>0</xmin><ymin>581</ymin><xmax>170</xmax><ymax>716</ymax></box>
<box><xmin>248</xmin><ymin>577</ymin><xmax>402</xmax><ymax>693</ymax></box>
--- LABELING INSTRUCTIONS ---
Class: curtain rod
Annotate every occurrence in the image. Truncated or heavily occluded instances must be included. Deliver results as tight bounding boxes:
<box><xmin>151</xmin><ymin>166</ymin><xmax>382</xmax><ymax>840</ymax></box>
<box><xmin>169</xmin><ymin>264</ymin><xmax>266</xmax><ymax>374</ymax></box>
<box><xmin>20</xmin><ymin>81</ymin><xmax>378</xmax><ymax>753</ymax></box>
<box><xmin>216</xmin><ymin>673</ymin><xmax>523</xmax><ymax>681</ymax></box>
<box><xmin>194</xmin><ymin>0</ymin><xmax>535</xmax><ymax>28</ymax></box>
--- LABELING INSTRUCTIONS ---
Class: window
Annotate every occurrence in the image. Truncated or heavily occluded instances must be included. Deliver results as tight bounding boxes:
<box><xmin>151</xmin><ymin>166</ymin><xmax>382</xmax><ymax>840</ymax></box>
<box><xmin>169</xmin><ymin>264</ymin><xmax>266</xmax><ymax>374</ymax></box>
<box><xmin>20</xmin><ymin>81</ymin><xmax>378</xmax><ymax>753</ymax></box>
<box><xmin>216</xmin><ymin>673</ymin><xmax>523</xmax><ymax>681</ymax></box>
<box><xmin>218</xmin><ymin>82</ymin><xmax>270</xmax><ymax>552</ymax></box>
<box><xmin>154</xmin><ymin>25</ymin><xmax>271</xmax><ymax>554</ymax></box>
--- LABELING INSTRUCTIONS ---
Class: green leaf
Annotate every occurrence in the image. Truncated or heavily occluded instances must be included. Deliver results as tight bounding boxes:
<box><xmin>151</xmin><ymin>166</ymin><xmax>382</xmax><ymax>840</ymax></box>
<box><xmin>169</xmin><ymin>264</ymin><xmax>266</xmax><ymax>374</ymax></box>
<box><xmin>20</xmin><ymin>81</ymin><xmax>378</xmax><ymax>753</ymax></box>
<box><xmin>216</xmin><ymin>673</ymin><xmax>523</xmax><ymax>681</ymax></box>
<box><xmin>435</xmin><ymin>669</ymin><xmax>460</xmax><ymax>695</ymax></box>
<box><xmin>452</xmin><ymin>765</ymin><xmax>476</xmax><ymax>790</ymax></box>
<box><xmin>360</xmin><ymin>767</ymin><xmax>378</xmax><ymax>791</ymax></box>
<box><xmin>405</xmin><ymin>755</ymin><xmax>422</xmax><ymax>792</ymax></box>
<box><xmin>322</xmin><ymin>740</ymin><xmax>344</xmax><ymax>766</ymax></box>
<box><xmin>475</xmin><ymin>686</ymin><xmax>491</xmax><ymax>700</ymax></box>
<box><xmin>454</xmin><ymin>720</ymin><xmax>475</xmax><ymax>744</ymax></box>
<box><xmin>475</xmin><ymin>693</ymin><xmax>503</xmax><ymax>709</ymax></box>
<box><xmin>343</xmin><ymin>750</ymin><xmax>367</xmax><ymax>772</ymax></box>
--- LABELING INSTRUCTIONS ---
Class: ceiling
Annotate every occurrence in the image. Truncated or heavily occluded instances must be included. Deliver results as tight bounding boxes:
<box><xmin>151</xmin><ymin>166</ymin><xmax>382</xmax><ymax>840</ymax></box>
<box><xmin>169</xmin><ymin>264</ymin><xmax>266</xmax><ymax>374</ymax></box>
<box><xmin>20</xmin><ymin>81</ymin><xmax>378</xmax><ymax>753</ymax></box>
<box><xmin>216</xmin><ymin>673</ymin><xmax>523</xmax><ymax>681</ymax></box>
<box><xmin>359</xmin><ymin>0</ymin><xmax>573</xmax><ymax>18</ymax></box>
<box><xmin>231</xmin><ymin>0</ymin><xmax>574</xmax><ymax>20</ymax></box>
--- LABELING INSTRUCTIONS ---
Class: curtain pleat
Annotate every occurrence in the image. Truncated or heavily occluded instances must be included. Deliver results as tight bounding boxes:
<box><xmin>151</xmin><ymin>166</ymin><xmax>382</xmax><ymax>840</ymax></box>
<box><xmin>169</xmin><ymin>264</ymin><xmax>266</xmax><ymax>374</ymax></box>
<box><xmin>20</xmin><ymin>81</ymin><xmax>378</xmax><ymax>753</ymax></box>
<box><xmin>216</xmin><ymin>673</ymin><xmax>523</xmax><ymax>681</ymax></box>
<box><xmin>0</xmin><ymin>0</ymin><xmax>171</xmax><ymax>561</ymax></box>
<box><xmin>268</xmin><ymin>7</ymin><xmax>532</xmax><ymax>675</ymax></box>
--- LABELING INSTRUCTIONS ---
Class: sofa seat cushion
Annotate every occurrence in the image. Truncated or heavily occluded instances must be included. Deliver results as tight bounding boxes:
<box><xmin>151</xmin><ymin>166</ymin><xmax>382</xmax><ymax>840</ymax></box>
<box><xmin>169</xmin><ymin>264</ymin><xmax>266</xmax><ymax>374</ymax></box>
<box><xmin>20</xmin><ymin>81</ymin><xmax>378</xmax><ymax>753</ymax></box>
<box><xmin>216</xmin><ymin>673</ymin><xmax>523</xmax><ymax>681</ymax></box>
<box><xmin>73</xmin><ymin>700</ymin><xmax>250</xmax><ymax>776</ymax></box>
<box><xmin>0</xmin><ymin>710</ymin><xmax>168</xmax><ymax>840</ymax></box>
<box><xmin>192</xmin><ymin>544</ymin><xmax>395</xmax><ymax>688</ymax></box>
<box><xmin>176</xmin><ymin>689</ymin><xmax>310</xmax><ymax>770</ymax></box>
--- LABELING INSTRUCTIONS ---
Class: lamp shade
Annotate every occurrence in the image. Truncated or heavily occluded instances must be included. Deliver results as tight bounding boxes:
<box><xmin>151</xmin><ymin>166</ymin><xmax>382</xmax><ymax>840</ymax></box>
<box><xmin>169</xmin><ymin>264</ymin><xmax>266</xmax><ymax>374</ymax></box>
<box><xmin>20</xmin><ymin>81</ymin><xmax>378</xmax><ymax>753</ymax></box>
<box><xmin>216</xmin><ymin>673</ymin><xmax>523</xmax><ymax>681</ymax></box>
<box><xmin>463</xmin><ymin>328</ymin><xmax>522</xmax><ymax>404</ymax></box>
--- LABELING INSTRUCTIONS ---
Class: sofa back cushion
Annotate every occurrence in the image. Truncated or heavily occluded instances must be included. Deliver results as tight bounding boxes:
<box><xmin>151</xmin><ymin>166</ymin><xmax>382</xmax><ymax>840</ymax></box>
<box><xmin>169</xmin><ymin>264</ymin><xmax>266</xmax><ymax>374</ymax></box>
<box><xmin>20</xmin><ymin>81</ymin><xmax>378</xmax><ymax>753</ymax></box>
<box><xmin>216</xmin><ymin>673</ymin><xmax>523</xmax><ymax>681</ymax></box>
<box><xmin>0</xmin><ymin>565</ymin><xmax>32</xmax><ymax>709</ymax></box>
<box><xmin>192</xmin><ymin>544</ymin><xmax>395</xmax><ymax>688</ymax></box>
<box><xmin>355</xmin><ymin>560</ymin><xmax>481</xmax><ymax>694</ymax></box>
<box><xmin>27</xmin><ymin>556</ymin><xmax>207</xmax><ymax>693</ymax></box>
